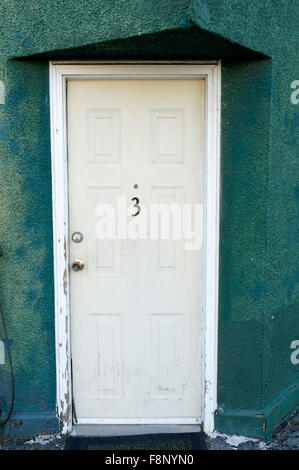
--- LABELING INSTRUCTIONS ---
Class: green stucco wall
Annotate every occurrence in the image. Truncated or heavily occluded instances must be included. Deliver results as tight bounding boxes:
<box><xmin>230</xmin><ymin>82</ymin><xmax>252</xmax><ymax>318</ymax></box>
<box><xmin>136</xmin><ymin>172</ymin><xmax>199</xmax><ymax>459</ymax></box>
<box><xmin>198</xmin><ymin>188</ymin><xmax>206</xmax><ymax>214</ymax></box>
<box><xmin>0</xmin><ymin>1</ymin><xmax>298</xmax><ymax>438</ymax></box>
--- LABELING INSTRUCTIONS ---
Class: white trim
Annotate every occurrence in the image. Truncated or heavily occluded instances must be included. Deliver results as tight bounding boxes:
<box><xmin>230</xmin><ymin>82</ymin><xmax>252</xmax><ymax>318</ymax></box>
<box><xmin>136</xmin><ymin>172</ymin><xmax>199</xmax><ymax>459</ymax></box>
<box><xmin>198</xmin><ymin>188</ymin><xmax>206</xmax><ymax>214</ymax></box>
<box><xmin>202</xmin><ymin>62</ymin><xmax>221</xmax><ymax>435</ymax></box>
<box><xmin>49</xmin><ymin>64</ymin><xmax>71</xmax><ymax>435</ymax></box>
<box><xmin>49</xmin><ymin>62</ymin><xmax>221</xmax><ymax>435</ymax></box>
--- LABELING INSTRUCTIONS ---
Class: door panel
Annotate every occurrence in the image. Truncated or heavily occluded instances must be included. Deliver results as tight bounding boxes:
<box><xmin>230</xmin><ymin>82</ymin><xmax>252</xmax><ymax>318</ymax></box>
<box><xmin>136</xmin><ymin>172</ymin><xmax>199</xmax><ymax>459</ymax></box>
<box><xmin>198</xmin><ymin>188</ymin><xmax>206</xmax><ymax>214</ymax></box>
<box><xmin>68</xmin><ymin>79</ymin><xmax>205</xmax><ymax>421</ymax></box>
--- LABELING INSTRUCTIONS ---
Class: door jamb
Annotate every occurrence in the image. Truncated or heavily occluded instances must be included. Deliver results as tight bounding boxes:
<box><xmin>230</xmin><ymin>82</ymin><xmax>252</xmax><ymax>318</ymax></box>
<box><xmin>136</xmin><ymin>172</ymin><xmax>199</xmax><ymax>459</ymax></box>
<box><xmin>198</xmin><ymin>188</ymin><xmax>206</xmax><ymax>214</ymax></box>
<box><xmin>49</xmin><ymin>61</ymin><xmax>221</xmax><ymax>435</ymax></box>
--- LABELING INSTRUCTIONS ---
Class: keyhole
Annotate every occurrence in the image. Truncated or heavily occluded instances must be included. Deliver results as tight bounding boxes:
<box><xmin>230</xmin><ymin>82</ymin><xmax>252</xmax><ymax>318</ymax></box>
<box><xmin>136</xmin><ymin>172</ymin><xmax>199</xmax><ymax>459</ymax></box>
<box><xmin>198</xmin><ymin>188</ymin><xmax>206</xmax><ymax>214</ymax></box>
<box><xmin>134</xmin><ymin>184</ymin><xmax>138</xmax><ymax>189</ymax></box>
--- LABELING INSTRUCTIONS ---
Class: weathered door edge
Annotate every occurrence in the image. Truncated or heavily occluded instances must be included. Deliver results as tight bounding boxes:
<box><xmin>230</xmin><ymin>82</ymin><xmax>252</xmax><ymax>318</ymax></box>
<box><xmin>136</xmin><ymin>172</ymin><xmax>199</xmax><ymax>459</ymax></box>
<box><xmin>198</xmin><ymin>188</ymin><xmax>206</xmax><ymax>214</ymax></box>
<box><xmin>49</xmin><ymin>61</ymin><xmax>221</xmax><ymax>435</ymax></box>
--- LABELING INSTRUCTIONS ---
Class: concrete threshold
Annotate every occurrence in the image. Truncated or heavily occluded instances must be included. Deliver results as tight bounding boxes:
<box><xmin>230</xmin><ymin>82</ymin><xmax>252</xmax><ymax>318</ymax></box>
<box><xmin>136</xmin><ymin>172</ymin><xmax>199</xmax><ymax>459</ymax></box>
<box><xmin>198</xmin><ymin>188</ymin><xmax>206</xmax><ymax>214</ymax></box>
<box><xmin>71</xmin><ymin>424</ymin><xmax>202</xmax><ymax>437</ymax></box>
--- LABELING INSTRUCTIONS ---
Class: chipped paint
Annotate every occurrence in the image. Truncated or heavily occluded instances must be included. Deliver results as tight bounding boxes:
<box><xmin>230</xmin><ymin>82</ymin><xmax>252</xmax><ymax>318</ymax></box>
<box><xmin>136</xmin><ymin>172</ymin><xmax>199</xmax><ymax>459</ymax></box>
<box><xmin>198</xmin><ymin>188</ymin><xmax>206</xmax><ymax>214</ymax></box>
<box><xmin>65</xmin><ymin>315</ymin><xmax>68</xmax><ymax>335</ymax></box>
<box><xmin>63</xmin><ymin>269</ymin><xmax>67</xmax><ymax>296</ymax></box>
<box><xmin>59</xmin><ymin>397</ymin><xmax>71</xmax><ymax>431</ymax></box>
<box><xmin>0</xmin><ymin>80</ymin><xmax>5</xmax><ymax>104</ymax></box>
<box><xmin>57</xmin><ymin>315</ymin><xmax>71</xmax><ymax>432</ymax></box>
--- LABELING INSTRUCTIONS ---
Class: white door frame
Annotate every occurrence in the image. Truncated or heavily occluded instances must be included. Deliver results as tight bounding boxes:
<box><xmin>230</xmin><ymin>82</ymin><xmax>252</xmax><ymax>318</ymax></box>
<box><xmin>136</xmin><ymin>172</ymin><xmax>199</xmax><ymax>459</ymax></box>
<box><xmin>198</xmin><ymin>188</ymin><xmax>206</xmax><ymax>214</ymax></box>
<box><xmin>49</xmin><ymin>61</ymin><xmax>221</xmax><ymax>435</ymax></box>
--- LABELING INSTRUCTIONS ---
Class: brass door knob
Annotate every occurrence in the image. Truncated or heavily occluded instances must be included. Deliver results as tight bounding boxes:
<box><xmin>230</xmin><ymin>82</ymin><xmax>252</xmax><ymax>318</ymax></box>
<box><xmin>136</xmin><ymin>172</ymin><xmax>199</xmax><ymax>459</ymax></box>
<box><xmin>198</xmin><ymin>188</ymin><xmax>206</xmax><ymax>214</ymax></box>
<box><xmin>71</xmin><ymin>259</ymin><xmax>85</xmax><ymax>272</ymax></box>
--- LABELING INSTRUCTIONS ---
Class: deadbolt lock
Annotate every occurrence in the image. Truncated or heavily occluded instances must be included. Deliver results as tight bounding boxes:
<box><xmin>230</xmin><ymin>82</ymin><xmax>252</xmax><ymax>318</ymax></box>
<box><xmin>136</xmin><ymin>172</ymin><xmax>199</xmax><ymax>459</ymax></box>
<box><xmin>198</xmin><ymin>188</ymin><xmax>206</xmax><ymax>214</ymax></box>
<box><xmin>72</xmin><ymin>231</ymin><xmax>84</xmax><ymax>243</ymax></box>
<box><xmin>71</xmin><ymin>259</ymin><xmax>85</xmax><ymax>272</ymax></box>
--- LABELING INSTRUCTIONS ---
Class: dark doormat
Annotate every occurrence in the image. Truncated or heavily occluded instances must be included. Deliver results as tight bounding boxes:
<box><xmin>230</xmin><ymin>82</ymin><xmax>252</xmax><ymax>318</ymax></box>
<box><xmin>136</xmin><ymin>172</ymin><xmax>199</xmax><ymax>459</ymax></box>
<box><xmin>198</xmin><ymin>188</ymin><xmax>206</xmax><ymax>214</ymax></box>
<box><xmin>64</xmin><ymin>432</ymin><xmax>207</xmax><ymax>450</ymax></box>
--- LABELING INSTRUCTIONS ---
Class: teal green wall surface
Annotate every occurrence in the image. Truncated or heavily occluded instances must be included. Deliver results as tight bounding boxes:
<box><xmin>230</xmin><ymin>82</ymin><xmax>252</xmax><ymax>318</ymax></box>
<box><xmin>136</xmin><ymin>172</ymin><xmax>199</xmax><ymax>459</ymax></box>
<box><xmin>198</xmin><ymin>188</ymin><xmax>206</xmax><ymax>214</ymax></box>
<box><xmin>0</xmin><ymin>1</ymin><xmax>298</xmax><ymax>438</ymax></box>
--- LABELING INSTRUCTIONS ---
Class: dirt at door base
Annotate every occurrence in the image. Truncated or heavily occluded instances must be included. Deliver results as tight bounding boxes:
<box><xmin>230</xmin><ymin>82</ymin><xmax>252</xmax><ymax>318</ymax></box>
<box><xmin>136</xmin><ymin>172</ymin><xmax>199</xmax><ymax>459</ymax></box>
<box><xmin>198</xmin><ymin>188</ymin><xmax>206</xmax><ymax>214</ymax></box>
<box><xmin>64</xmin><ymin>432</ymin><xmax>207</xmax><ymax>450</ymax></box>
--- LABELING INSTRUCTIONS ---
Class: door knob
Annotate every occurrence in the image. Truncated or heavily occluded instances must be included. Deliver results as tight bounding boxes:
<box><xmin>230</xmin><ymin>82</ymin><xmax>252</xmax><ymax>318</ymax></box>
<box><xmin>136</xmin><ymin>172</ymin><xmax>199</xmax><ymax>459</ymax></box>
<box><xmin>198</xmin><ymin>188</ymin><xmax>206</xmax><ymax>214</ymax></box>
<box><xmin>71</xmin><ymin>259</ymin><xmax>85</xmax><ymax>272</ymax></box>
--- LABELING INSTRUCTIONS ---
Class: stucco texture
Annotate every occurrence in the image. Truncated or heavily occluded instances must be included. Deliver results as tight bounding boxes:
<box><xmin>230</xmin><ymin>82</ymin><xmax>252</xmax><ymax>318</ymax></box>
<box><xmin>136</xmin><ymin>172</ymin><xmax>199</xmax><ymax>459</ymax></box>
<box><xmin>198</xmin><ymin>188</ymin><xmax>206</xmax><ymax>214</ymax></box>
<box><xmin>0</xmin><ymin>0</ymin><xmax>298</xmax><ymax>438</ymax></box>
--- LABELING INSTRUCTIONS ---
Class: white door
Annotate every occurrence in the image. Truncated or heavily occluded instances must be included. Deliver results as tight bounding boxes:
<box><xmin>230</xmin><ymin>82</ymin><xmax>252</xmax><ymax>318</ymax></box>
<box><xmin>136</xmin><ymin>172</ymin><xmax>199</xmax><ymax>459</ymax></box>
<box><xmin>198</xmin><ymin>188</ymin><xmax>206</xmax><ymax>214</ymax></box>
<box><xmin>68</xmin><ymin>78</ymin><xmax>205</xmax><ymax>423</ymax></box>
